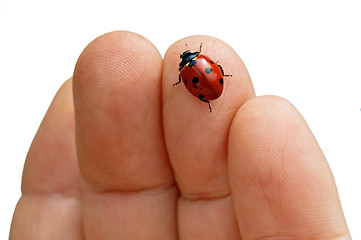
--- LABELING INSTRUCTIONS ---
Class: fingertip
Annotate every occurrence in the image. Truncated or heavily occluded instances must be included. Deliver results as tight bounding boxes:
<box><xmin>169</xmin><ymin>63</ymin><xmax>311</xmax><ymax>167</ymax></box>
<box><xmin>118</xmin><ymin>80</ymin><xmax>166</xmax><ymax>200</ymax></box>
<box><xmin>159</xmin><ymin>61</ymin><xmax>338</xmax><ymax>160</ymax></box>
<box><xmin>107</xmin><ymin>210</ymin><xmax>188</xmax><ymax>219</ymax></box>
<box><xmin>163</xmin><ymin>35</ymin><xmax>255</xmax><ymax>198</ymax></box>
<box><xmin>22</xmin><ymin>77</ymin><xmax>79</xmax><ymax>195</ymax></box>
<box><xmin>163</xmin><ymin>35</ymin><xmax>254</xmax><ymax>113</ymax></box>
<box><xmin>72</xmin><ymin>31</ymin><xmax>170</xmax><ymax>191</ymax></box>
<box><xmin>230</xmin><ymin>95</ymin><xmax>305</xmax><ymax>149</ymax></box>
<box><xmin>73</xmin><ymin>31</ymin><xmax>162</xmax><ymax>104</ymax></box>
<box><xmin>228</xmin><ymin>95</ymin><xmax>350</xmax><ymax>239</ymax></box>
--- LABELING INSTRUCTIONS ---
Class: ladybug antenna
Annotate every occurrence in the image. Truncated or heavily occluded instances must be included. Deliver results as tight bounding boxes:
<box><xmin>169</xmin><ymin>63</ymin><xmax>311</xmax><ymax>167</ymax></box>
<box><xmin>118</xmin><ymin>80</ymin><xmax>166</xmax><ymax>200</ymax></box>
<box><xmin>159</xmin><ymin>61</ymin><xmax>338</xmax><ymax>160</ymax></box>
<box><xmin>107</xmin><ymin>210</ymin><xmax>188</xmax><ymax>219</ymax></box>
<box><xmin>199</xmin><ymin>43</ymin><xmax>203</xmax><ymax>53</ymax></box>
<box><xmin>184</xmin><ymin>43</ymin><xmax>188</xmax><ymax>52</ymax></box>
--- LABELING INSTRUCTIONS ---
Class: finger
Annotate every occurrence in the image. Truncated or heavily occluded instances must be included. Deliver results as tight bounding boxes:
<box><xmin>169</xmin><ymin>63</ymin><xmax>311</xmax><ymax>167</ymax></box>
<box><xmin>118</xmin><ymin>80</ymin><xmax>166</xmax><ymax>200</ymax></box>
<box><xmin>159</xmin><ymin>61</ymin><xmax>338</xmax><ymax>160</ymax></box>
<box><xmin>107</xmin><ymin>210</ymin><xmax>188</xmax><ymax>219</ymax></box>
<box><xmin>73</xmin><ymin>31</ymin><xmax>177</xmax><ymax>239</ymax></box>
<box><xmin>10</xmin><ymin>79</ymin><xmax>82</xmax><ymax>239</ymax></box>
<box><xmin>229</xmin><ymin>96</ymin><xmax>351</xmax><ymax>239</ymax></box>
<box><xmin>163</xmin><ymin>36</ymin><xmax>255</xmax><ymax>239</ymax></box>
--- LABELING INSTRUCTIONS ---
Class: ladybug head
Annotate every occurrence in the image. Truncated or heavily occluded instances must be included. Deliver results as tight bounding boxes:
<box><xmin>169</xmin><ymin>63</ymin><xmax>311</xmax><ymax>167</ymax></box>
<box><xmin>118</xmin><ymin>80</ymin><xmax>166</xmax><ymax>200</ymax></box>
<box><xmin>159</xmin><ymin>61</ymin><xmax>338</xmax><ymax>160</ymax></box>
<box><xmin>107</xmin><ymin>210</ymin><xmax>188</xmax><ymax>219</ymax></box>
<box><xmin>179</xmin><ymin>50</ymin><xmax>200</xmax><ymax>71</ymax></box>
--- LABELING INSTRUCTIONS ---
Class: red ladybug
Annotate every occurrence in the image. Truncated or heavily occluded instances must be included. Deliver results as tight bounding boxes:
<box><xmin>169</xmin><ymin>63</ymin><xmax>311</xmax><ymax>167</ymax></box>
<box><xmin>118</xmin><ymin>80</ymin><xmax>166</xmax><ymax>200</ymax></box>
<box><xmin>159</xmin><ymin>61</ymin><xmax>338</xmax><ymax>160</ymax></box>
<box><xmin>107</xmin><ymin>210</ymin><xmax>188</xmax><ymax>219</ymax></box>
<box><xmin>173</xmin><ymin>44</ymin><xmax>231</xmax><ymax>112</ymax></box>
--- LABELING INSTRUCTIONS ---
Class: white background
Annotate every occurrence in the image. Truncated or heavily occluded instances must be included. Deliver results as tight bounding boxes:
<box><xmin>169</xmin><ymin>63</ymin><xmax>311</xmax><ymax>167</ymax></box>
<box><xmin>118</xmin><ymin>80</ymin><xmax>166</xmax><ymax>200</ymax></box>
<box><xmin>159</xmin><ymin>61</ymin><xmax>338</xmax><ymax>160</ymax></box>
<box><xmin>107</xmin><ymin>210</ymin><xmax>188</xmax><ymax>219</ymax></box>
<box><xmin>1</xmin><ymin>0</ymin><xmax>360</xmax><ymax>238</ymax></box>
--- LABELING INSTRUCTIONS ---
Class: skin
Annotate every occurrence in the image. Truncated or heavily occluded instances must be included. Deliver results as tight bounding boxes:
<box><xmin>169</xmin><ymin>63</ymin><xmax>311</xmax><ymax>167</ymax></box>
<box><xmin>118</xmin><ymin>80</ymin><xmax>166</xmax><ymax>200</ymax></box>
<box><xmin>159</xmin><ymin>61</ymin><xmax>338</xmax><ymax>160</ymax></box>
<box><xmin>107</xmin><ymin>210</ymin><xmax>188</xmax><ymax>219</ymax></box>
<box><xmin>9</xmin><ymin>31</ymin><xmax>351</xmax><ymax>239</ymax></box>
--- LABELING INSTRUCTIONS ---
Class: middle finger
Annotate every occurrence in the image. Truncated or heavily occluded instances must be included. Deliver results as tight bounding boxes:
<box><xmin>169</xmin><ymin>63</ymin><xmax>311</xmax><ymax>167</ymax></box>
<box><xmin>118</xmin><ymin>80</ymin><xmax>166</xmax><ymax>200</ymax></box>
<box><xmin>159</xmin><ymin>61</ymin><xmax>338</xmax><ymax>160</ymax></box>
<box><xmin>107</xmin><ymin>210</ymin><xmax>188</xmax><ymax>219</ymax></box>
<box><xmin>162</xmin><ymin>35</ymin><xmax>255</xmax><ymax>239</ymax></box>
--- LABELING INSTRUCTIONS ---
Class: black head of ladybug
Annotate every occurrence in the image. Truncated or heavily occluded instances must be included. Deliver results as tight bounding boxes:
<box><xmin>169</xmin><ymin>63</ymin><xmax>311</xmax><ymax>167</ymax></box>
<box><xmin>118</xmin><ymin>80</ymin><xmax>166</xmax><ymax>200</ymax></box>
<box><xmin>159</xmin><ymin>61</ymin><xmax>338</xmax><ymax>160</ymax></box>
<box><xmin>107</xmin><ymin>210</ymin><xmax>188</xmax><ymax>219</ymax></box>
<box><xmin>179</xmin><ymin>50</ymin><xmax>200</xmax><ymax>71</ymax></box>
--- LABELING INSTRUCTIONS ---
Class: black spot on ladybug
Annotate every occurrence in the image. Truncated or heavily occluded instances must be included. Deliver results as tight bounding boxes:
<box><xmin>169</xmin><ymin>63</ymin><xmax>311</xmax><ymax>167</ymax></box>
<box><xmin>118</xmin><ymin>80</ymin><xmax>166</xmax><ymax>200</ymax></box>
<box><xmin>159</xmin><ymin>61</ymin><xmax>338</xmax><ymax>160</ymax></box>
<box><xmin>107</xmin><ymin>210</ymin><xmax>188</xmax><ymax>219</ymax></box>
<box><xmin>210</xmin><ymin>60</ymin><xmax>214</xmax><ymax>64</ymax></box>
<box><xmin>220</xmin><ymin>78</ymin><xmax>223</xmax><ymax>84</ymax></box>
<box><xmin>205</xmin><ymin>68</ymin><xmax>212</xmax><ymax>74</ymax></box>
<box><xmin>189</xmin><ymin>59</ymin><xmax>197</xmax><ymax>67</ymax></box>
<box><xmin>198</xmin><ymin>94</ymin><xmax>205</xmax><ymax>99</ymax></box>
<box><xmin>192</xmin><ymin>77</ymin><xmax>199</xmax><ymax>84</ymax></box>
<box><xmin>184</xmin><ymin>80</ymin><xmax>187</xmax><ymax>85</ymax></box>
<box><xmin>194</xmin><ymin>85</ymin><xmax>198</xmax><ymax>88</ymax></box>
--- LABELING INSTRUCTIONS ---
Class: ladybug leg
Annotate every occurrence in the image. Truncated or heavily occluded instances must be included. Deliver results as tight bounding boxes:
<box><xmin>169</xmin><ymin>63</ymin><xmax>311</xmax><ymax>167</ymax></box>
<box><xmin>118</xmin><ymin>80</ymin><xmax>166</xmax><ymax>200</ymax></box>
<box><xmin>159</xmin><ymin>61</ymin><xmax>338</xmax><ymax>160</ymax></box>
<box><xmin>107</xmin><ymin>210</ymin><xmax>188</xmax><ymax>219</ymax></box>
<box><xmin>218</xmin><ymin>64</ymin><xmax>232</xmax><ymax>77</ymax></box>
<box><xmin>173</xmin><ymin>74</ymin><xmax>182</xmax><ymax>86</ymax></box>
<box><xmin>199</xmin><ymin>98</ymin><xmax>212</xmax><ymax>112</ymax></box>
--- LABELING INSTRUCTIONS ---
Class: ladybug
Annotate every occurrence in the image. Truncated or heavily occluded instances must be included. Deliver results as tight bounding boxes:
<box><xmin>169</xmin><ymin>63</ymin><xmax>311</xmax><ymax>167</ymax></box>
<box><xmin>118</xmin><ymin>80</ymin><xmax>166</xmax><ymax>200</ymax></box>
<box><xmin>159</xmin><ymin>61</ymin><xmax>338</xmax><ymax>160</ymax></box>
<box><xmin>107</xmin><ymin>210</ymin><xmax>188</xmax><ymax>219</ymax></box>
<box><xmin>173</xmin><ymin>44</ymin><xmax>231</xmax><ymax>112</ymax></box>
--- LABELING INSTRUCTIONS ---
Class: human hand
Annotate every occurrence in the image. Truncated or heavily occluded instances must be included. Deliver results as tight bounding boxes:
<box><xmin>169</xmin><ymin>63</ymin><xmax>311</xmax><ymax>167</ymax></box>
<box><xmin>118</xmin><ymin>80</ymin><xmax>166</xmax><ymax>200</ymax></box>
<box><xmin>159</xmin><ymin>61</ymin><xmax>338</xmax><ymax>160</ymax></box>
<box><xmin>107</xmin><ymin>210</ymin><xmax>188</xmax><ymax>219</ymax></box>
<box><xmin>10</xmin><ymin>31</ymin><xmax>351</xmax><ymax>239</ymax></box>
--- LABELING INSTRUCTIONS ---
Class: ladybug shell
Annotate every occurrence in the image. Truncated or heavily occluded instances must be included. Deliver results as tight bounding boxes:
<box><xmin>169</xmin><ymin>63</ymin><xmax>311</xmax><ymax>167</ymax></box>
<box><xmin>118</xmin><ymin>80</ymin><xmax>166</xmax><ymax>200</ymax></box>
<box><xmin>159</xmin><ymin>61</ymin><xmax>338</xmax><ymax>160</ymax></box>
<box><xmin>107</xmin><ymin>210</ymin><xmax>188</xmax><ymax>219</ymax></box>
<box><xmin>179</xmin><ymin>55</ymin><xmax>224</xmax><ymax>100</ymax></box>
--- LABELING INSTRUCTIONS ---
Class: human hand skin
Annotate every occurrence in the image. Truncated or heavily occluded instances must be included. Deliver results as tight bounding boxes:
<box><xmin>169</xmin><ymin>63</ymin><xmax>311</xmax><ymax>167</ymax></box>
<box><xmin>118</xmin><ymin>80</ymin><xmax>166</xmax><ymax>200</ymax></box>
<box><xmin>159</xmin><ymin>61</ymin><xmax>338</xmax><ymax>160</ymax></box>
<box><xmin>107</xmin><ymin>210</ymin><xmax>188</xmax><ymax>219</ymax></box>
<box><xmin>9</xmin><ymin>31</ymin><xmax>351</xmax><ymax>239</ymax></box>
